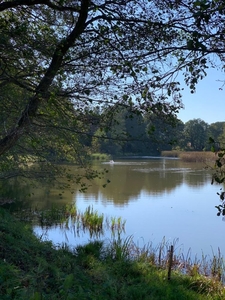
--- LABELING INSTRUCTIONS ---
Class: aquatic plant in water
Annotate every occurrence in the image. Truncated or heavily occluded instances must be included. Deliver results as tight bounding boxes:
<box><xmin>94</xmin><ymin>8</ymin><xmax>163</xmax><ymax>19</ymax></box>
<box><xmin>13</xmin><ymin>203</ymin><xmax>126</xmax><ymax>240</ymax></box>
<box><xmin>81</xmin><ymin>205</ymin><xmax>104</xmax><ymax>234</ymax></box>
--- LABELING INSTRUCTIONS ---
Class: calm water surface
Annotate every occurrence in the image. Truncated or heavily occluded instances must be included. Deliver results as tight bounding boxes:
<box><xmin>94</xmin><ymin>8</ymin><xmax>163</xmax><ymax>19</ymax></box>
<box><xmin>20</xmin><ymin>157</ymin><xmax>225</xmax><ymax>258</ymax></box>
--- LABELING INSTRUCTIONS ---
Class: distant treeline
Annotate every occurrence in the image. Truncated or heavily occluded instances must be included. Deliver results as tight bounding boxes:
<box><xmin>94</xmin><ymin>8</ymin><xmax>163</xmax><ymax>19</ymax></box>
<box><xmin>83</xmin><ymin>107</ymin><xmax>225</xmax><ymax>156</ymax></box>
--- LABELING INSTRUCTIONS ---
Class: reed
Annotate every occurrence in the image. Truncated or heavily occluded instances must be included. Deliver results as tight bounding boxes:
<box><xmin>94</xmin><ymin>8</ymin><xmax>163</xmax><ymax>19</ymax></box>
<box><xmin>108</xmin><ymin>234</ymin><xmax>133</xmax><ymax>261</ymax></box>
<box><xmin>107</xmin><ymin>235</ymin><xmax>225</xmax><ymax>284</ymax></box>
<box><xmin>14</xmin><ymin>204</ymin><xmax>126</xmax><ymax>239</ymax></box>
<box><xmin>82</xmin><ymin>205</ymin><xmax>104</xmax><ymax>233</ymax></box>
<box><xmin>161</xmin><ymin>151</ymin><xmax>217</xmax><ymax>163</ymax></box>
<box><xmin>179</xmin><ymin>151</ymin><xmax>216</xmax><ymax>163</ymax></box>
<box><xmin>108</xmin><ymin>216</ymin><xmax>126</xmax><ymax>234</ymax></box>
<box><xmin>36</xmin><ymin>204</ymin><xmax>79</xmax><ymax>227</ymax></box>
<box><xmin>161</xmin><ymin>150</ymin><xmax>181</xmax><ymax>158</ymax></box>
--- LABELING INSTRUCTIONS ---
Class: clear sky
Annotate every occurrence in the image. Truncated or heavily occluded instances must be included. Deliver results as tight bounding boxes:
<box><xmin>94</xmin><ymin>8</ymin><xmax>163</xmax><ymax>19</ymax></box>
<box><xmin>177</xmin><ymin>68</ymin><xmax>225</xmax><ymax>125</ymax></box>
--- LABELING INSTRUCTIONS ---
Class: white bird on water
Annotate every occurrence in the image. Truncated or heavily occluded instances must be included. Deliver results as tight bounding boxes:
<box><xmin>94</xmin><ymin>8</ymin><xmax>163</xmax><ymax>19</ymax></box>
<box><xmin>109</xmin><ymin>160</ymin><xmax>114</xmax><ymax>164</ymax></box>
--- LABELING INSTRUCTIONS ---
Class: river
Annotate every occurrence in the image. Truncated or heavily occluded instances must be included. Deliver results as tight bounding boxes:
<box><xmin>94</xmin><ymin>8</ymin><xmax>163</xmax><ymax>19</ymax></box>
<box><xmin>6</xmin><ymin>157</ymin><xmax>225</xmax><ymax>259</ymax></box>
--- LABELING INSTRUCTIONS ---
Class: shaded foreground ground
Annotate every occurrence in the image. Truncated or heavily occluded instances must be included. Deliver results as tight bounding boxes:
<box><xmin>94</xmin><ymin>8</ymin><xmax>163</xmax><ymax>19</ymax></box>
<box><xmin>0</xmin><ymin>208</ymin><xmax>225</xmax><ymax>300</ymax></box>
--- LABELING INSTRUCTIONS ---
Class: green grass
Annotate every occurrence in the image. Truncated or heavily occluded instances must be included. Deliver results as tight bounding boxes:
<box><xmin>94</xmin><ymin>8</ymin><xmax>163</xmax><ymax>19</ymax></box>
<box><xmin>0</xmin><ymin>208</ymin><xmax>225</xmax><ymax>299</ymax></box>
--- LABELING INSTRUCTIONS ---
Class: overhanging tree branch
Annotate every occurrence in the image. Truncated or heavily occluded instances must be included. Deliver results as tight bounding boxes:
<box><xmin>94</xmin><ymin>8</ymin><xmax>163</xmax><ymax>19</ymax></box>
<box><xmin>0</xmin><ymin>0</ymin><xmax>80</xmax><ymax>12</ymax></box>
<box><xmin>0</xmin><ymin>0</ymin><xmax>89</xmax><ymax>155</ymax></box>
<box><xmin>0</xmin><ymin>0</ymin><xmax>225</xmax><ymax>173</ymax></box>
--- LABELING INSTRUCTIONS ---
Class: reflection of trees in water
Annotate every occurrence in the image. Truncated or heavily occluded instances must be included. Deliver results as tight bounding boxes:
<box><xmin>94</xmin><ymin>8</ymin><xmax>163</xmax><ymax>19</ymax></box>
<box><xmin>1</xmin><ymin>177</ymin><xmax>74</xmax><ymax>210</ymax></box>
<box><xmin>78</xmin><ymin>165</ymin><xmax>144</xmax><ymax>205</ymax></box>
<box><xmin>142</xmin><ymin>170</ymin><xmax>183</xmax><ymax>195</ymax></box>
<box><xmin>74</xmin><ymin>160</ymin><xmax>212</xmax><ymax>206</ymax></box>
<box><xmin>26</xmin><ymin>184</ymin><xmax>75</xmax><ymax>209</ymax></box>
<box><xmin>0</xmin><ymin>178</ymin><xmax>28</xmax><ymax>203</ymax></box>
<box><xmin>183</xmin><ymin>171</ymin><xmax>211</xmax><ymax>187</ymax></box>
<box><xmin>3</xmin><ymin>159</ymin><xmax>213</xmax><ymax>208</ymax></box>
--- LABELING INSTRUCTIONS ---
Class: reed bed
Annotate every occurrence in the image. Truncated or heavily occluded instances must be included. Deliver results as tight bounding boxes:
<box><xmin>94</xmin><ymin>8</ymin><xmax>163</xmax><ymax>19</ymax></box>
<box><xmin>179</xmin><ymin>151</ymin><xmax>216</xmax><ymax>163</ymax></box>
<box><xmin>81</xmin><ymin>205</ymin><xmax>104</xmax><ymax>234</ymax></box>
<box><xmin>161</xmin><ymin>151</ymin><xmax>217</xmax><ymax>163</ymax></box>
<box><xmin>109</xmin><ymin>235</ymin><xmax>225</xmax><ymax>285</ymax></box>
<box><xmin>161</xmin><ymin>150</ymin><xmax>181</xmax><ymax>158</ymax></box>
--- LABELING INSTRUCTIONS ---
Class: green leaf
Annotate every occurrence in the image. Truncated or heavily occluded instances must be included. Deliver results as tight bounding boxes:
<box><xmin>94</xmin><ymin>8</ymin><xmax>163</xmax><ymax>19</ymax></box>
<box><xmin>30</xmin><ymin>292</ymin><xmax>42</xmax><ymax>300</ymax></box>
<box><xmin>208</xmin><ymin>137</ymin><xmax>214</xmax><ymax>143</ymax></box>
<box><xmin>63</xmin><ymin>274</ymin><xmax>74</xmax><ymax>290</ymax></box>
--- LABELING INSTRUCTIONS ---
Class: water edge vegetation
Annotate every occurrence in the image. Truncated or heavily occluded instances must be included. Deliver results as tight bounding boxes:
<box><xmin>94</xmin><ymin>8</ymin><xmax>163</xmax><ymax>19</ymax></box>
<box><xmin>161</xmin><ymin>151</ymin><xmax>217</xmax><ymax>163</ymax></box>
<box><xmin>1</xmin><ymin>207</ymin><xmax>225</xmax><ymax>300</ymax></box>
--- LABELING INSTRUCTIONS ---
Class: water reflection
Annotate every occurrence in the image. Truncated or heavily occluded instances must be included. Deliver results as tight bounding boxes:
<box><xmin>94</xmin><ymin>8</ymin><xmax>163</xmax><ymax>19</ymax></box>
<box><xmin>1</xmin><ymin>158</ymin><xmax>213</xmax><ymax>208</ymax></box>
<box><xmin>2</xmin><ymin>157</ymin><xmax>223</xmax><ymax>258</ymax></box>
<box><xmin>73</xmin><ymin>159</ymin><xmax>213</xmax><ymax>205</ymax></box>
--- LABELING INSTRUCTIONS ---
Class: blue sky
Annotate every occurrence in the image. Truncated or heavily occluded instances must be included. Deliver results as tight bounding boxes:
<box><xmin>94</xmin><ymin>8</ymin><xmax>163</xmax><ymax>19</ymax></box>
<box><xmin>177</xmin><ymin>68</ymin><xmax>225</xmax><ymax>125</ymax></box>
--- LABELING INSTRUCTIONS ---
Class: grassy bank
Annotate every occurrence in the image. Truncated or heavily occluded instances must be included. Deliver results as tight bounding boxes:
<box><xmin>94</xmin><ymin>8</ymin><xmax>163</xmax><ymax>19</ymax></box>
<box><xmin>161</xmin><ymin>151</ymin><xmax>216</xmax><ymax>163</ymax></box>
<box><xmin>1</xmin><ymin>208</ymin><xmax>225</xmax><ymax>299</ymax></box>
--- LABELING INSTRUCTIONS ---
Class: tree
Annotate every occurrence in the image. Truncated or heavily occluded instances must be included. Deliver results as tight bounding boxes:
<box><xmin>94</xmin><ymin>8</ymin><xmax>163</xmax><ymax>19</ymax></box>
<box><xmin>122</xmin><ymin>110</ymin><xmax>147</xmax><ymax>155</ymax></box>
<box><xmin>208</xmin><ymin>122</ymin><xmax>225</xmax><ymax>148</ymax></box>
<box><xmin>145</xmin><ymin>114</ymin><xmax>184</xmax><ymax>154</ymax></box>
<box><xmin>1</xmin><ymin>0</ymin><xmax>225</xmax><ymax>185</ymax></box>
<box><xmin>98</xmin><ymin>108</ymin><xmax>147</xmax><ymax>156</ymax></box>
<box><xmin>183</xmin><ymin>119</ymin><xmax>209</xmax><ymax>151</ymax></box>
<box><xmin>92</xmin><ymin>108</ymin><xmax>127</xmax><ymax>156</ymax></box>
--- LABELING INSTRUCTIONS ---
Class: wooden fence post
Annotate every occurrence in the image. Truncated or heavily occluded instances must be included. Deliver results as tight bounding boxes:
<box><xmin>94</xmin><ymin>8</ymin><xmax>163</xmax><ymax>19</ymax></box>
<box><xmin>168</xmin><ymin>245</ymin><xmax>174</xmax><ymax>281</ymax></box>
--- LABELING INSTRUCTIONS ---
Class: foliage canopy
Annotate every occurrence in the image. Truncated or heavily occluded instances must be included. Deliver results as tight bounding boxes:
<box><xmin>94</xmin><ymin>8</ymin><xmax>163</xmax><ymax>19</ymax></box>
<box><xmin>0</xmin><ymin>0</ymin><xmax>225</xmax><ymax>183</ymax></box>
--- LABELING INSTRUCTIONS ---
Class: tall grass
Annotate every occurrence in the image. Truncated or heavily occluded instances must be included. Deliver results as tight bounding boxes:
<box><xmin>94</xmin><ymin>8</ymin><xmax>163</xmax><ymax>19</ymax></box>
<box><xmin>107</xmin><ymin>235</ymin><xmax>225</xmax><ymax>283</ymax></box>
<box><xmin>108</xmin><ymin>234</ymin><xmax>133</xmax><ymax>261</ymax></box>
<box><xmin>179</xmin><ymin>151</ymin><xmax>216</xmax><ymax>162</ymax></box>
<box><xmin>1</xmin><ymin>208</ymin><xmax>225</xmax><ymax>300</ymax></box>
<box><xmin>161</xmin><ymin>150</ymin><xmax>181</xmax><ymax>158</ymax></box>
<box><xmin>81</xmin><ymin>205</ymin><xmax>104</xmax><ymax>234</ymax></box>
<box><xmin>107</xmin><ymin>216</ymin><xmax>126</xmax><ymax>235</ymax></box>
<box><xmin>161</xmin><ymin>151</ymin><xmax>217</xmax><ymax>163</ymax></box>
